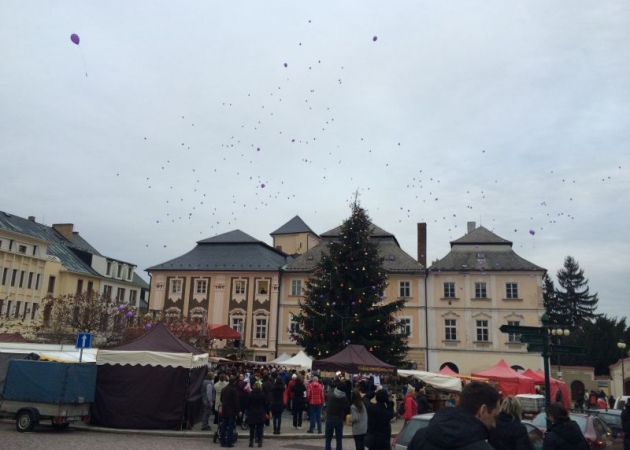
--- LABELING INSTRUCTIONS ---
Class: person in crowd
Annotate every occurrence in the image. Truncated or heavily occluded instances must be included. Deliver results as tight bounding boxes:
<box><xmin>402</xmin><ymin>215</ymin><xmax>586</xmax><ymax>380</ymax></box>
<box><xmin>286</xmin><ymin>373</ymin><xmax>297</xmax><ymax>412</ymax></box>
<box><xmin>220</xmin><ymin>376</ymin><xmax>241</xmax><ymax>448</ymax></box>
<box><xmin>542</xmin><ymin>402</ymin><xmax>588</xmax><ymax>450</ymax></box>
<box><xmin>262</xmin><ymin>371</ymin><xmax>273</xmax><ymax>426</ymax></box>
<box><xmin>291</xmin><ymin>374</ymin><xmax>307</xmax><ymax>429</ymax></box>
<box><xmin>325</xmin><ymin>379</ymin><xmax>350</xmax><ymax>450</ymax></box>
<box><xmin>416</xmin><ymin>388</ymin><xmax>431</xmax><ymax>414</ymax></box>
<box><xmin>351</xmin><ymin>387</ymin><xmax>368</xmax><ymax>450</ymax></box>
<box><xmin>575</xmin><ymin>392</ymin><xmax>584</xmax><ymax>413</ymax></box>
<box><xmin>489</xmin><ymin>396</ymin><xmax>533</xmax><ymax>450</ymax></box>
<box><xmin>620</xmin><ymin>400</ymin><xmax>630</xmax><ymax>450</ymax></box>
<box><xmin>214</xmin><ymin>373</ymin><xmax>229</xmax><ymax>426</ymax></box>
<box><xmin>408</xmin><ymin>381</ymin><xmax>501</xmax><ymax>450</ymax></box>
<box><xmin>270</xmin><ymin>376</ymin><xmax>286</xmax><ymax>435</ymax></box>
<box><xmin>364</xmin><ymin>388</ymin><xmax>395</xmax><ymax>450</ymax></box>
<box><xmin>403</xmin><ymin>386</ymin><xmax>418</xmax><ymax>423</ymax></box>
<box><xmin>609</xmin><ymin>394</ymin><xmax>616</xmax><ymax>409</ymax></box>
<box><xmin>245</xmin><ymin>382</ymin><xmax>267</xmax><ymax>448</ymax></box>
<box><xmin>554</xmin><ymin>388</ymin><xmax>563</xmax><ymax>403</ymax></box>
<box><xmin>307</xmin><ymin>375</ymin><xmax>325</xmax><ymax>434</ymax></box>
<box><xmin>201</xmin><ymin>371</ymin><xmax>214</xmax><ymax>431</ymax></box>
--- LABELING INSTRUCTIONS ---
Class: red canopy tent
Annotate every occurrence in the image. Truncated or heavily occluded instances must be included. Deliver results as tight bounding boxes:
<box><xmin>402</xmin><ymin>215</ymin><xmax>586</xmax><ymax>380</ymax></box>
<box><xmin>472</xmin><ymin>359</ymin><xmax>535</xmax><ymax>396</ymax></box>
<box><xmin>439</xmin><ymin>365</ymin><xmax>459</xmax><ymax>376</ymax></box>
<box><xmin>208</xmin><ymin>324</ymin><xmax>241</xmax><ymax>340</ymax></box>
<box><xmin>534</xmin><ymin>369</ymin><xmax>571</xmax><ymax>409</ymax></box>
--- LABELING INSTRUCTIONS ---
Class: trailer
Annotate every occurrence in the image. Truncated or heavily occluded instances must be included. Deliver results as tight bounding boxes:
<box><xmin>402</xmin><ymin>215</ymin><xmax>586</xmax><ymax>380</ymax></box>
<box><xmin>0</xmin><ymin>359</ymin><xmax>97</xmax><ymax>432</ymax></box>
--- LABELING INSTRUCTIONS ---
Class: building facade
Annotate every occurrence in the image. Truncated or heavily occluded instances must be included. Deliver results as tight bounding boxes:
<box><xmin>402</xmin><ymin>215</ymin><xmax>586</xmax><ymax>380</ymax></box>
<box><xmin>426</xmin><ymin>221</ymin><xmax>547</xmax><ymax>374</ymax></box>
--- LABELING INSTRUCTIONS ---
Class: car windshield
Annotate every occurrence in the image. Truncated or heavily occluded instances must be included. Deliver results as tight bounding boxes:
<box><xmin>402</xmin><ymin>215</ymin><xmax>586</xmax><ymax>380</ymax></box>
<box><xmin>397</xmin><ymin>418</ymin><xmax>431</xmax><ymax>447</ymax></box>
<box><xmin>597</xmin><ymin>413</ymin><xmax>622</xmax><ymax>428</ymax></box>
<box><xmin>531</xmin><ymin>413</ymin><xmax>587</xmax><ymax>433</ymax></box>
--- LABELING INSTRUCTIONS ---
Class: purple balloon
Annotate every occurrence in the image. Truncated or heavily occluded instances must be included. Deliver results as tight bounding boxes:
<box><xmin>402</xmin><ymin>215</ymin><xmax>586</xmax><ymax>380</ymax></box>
<box><xmin>145</xmin><ymin>323</ymin><xmax>152</xmax><ymax>330</ymax></box>
<box><xmin>70</xmin><ymin>34</ymin><xmax>80</xmax><ymax>45</ymax></box>
<box><xmin>117</xmin><ymin>304</ymin><xmax>125</xmax><ymax>311</ymax></box>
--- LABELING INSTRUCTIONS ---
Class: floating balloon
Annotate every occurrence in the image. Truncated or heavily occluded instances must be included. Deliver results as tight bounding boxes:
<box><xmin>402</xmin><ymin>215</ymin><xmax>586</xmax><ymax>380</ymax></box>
<box><xmin>70</xmin><ymin>33</ymin><xmax>80</xmax><ymax>45</ymax></box>
<box><xmin>529</xmin><ymin>230</ymin><xmax>536</xmax><ymax>236</ymax></box>
<box><xmin>117</xmin><ymin>304</ymin><xmax>125</xmax><ymax>311</ymax></box>
<box><xmin>145</xmin><ymin>323</ymin><xmax>152</xmax><ymax>330</ymax></box>
<box><xmin>372</xmin><ymin>36</ymin><xmax>378</xmax><ymax>42</ymax></box>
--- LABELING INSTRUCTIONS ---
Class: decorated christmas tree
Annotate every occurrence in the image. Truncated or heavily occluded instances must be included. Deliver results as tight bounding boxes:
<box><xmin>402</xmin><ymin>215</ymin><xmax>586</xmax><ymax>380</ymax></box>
<box><xmin>292</xmin><ymin>200</ymin><xmax>409</xmax><ymax>366</ymax></box>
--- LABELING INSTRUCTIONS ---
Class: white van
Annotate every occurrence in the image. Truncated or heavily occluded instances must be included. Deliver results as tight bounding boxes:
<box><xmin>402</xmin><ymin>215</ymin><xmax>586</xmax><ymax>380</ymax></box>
<box><xmin>613</xmin><ymin>395</ymin><xmax>630</xmax><ymax>410</ymax></box>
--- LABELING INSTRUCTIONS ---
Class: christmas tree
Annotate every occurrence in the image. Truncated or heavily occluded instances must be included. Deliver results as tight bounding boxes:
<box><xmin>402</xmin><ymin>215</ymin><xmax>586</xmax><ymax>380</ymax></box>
<box><xmin>292</xmin><ymin>200</ymin><xmax>409</xmax><ymax>366</ymax></box>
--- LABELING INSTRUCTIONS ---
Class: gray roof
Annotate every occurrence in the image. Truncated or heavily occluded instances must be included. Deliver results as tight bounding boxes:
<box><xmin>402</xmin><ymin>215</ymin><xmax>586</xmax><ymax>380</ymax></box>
<box><xmin>450</xmin><ymin>226</ymin><xmax>512</xmax><ymax>247</ymax></box>
<box><xmin>133</xmin><ymin>273</ymin><xmax>150</xmax><ymax>290</ymax></box>
<box><xmin>271</xmin><ymin>216</ymin><xmax>317</xmax><ymax>236</ymax></box>
<box><xmin>430</xmin><ymin>226</ymin><xmax>545</xmax><ymax>272</ymax></box>
<box><xmin>284</xmin><ymin>223</ymin><xmax>423</xmax><ymax>274</ymax></box>
<box><xmin>0</xmin><ymin>211</ymin><xmax>101</xmax><ymax>277</ymax></box>
<box><xmin>147</xmin><ymin>229</ymin><xmax>290</xmax><ymax>272</ymax></box>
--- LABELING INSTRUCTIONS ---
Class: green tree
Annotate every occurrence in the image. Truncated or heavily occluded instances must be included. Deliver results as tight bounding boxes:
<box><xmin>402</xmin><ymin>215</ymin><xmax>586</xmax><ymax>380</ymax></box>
<box><xmin>555</xmin><ymin>256</ymin><xmax>599</xmax><ymax>329</ymax></box>
<box><xmin>292</xmin><ymin>201</ymin><xmax>409</xmax><ymax>366</ymax></box>
<box><xmin>542</xmin><ymin>272</ymin><xmax>563</xmax><ymax>326</ymax></box>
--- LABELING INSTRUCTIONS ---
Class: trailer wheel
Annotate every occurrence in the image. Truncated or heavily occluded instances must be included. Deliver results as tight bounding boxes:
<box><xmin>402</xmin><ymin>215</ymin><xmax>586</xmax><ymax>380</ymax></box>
<box><xmin>16</xmin><ymin>411</ymin><xmax>36</xmax><ymax>433</ymax></box>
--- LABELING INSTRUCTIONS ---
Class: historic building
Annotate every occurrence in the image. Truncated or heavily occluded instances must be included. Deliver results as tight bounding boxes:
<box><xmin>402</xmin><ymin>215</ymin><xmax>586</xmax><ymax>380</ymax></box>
<box><xmin>425</xmin><ymin>221</ymin><xmax>546</xmax><ymax>374</ymax></box>
<box><xmin>0</xmin><ymin>211</ymin><xmax>146</xmax><ymax>336</ymax></box>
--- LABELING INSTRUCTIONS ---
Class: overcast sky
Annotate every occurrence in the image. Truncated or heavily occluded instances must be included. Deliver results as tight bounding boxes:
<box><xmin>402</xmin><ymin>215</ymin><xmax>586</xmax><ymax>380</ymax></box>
<box><xmin>1</xmin><ymin>1</ymin><xmax>629</xmax><ymax>320</ymax></box>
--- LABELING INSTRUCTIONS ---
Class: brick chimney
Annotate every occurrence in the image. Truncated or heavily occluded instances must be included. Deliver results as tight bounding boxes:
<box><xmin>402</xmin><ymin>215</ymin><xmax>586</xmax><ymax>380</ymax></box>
<box><xmin>28</xmin><ymin>216</ymin><xmax>36</xmax><ymax>222</ymax></box>
<box><xmin>467</xmin><ymin>221</ymin><xmax>476</xmax><ymax>234</ymax></box>
<box><xmin>417</xmin><ymin>222</ymin><xmax>427</xmax><ymax>268</ymax></box>
<box><xmin>52</xmin><ymin>223</ymin><xmax>74</xmax><ymax>241</ymax></box>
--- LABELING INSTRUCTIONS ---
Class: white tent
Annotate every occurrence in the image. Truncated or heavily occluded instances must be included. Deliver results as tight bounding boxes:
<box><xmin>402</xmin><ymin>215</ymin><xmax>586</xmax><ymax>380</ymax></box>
<box><xmin>271</xmin><ymin>352</ymin><xmax>292</xmax><ymax>364</ymax></box>
<box><xmin>0</xmin><ymin>342</ymin><xmax>98</xmax><ymax>363</ymax></box>
<box><xmin>397</xmin><ymin>369</ymin><xmax>462</xmax><ymax>393</ymax></box>
<box><xmin>280</xmin><ymin>350</ymin><xmax>313</xmax><ymax>369</ymax></box>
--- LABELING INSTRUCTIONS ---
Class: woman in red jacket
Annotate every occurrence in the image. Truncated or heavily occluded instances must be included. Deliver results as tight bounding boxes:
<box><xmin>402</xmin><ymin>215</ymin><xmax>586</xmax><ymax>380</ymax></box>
<box><xmin>403</xmin><ymin>386</ymin><xmax>419</xmax><ymax>423</ymax></box>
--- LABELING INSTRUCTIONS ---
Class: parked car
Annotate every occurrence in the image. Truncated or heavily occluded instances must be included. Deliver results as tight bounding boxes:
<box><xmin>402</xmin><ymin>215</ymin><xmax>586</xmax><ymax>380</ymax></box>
<box><xmin>589</xmin><ymin>409</ymin><xmax>624</xmax><ymax>439</ymax></box>
<box><xmin>613</xmin><ymin>395</ymin><xmax>630</xmax><ymax>410</ymax></box>
<box><xmin>391</xmin><ymin>413</ymin><xmax>544</xmax><ymax>450</ymax></box>
<box><xmin>531</xmin><ymin>411</ymin><xmax>622</xmax><ymax>450</ymax></box>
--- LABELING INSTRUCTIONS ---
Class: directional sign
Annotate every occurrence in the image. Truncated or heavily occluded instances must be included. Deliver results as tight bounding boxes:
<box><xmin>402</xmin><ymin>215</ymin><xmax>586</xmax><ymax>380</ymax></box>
<box><xmin>499</xmin><ymin>325</ymin><xmax>545</xmax><ymax>336</ymax></box>
<box><xmin>527</xmin><ymin>343</ymin><xmax>545</xmax><ymax>353</ymax></box>
<box><xmin>527</xmin><ymin>343</ymin><xmax>587</xmax><ymax>355</ymax></box>
<box><xmin>76</xmin><ymin>332</ymin><xmax>92</xmax><ymax>349</ymax></box>
<box><xmin>519</xmin><ymin>334</ymin><xmax>545</xmax><ymax>344</ymax></box>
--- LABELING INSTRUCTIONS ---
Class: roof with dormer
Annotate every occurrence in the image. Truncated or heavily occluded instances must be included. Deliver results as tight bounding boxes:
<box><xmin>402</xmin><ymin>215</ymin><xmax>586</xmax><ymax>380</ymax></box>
<box><xmin>147</xmin><ymin>229</ymin><xmax>291</xmax><ymax>272</ymax></box>
<box><xmin>283</xmin><ymin>222</ymin><xmax>423</xmax><ymax>273</ymax></box>
<box><xmin>430</xmin><ymin>225</ymin><xmax>545</xmax><ymax>272</ymax></box>
<box><xmin>271</xmin><ymin>216</ymin><xmax>317</xmax><ymax>236</ymax></box>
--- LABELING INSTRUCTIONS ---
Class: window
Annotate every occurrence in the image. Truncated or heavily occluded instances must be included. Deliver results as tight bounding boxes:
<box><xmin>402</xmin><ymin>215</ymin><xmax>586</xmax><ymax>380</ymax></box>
<box><xmin>231</xmin><ymin>317</ymin><xmax>244</xmax><ymax>335</ymax></box>
<box><xmin>443</xmin><ymin>282</ymin><xmax>455</xmax><ymax>298</ymax></box>
<box><xmin>289</xmin><ymin>315</ymin><xmax>300</xmax><ymax>336</ymax></box>
<box><xmin>476</xmin><ymin>320</ymin><xmax>489</xmax><ymax>342</ymax></box>
<box><xmin>11</xmin><ymin>270</ymin><xmax>17</xmax><ymax>287</ymax></box>
<box><xmin>117</xmin><ymin>265</ymin><xmax>122</xmax><ymax>278</ymax></box>
<box><xmin>77</xmin><ymin>279</ymin><xmax>83</xmax><ymax>294</ymax></box>
<box><xmin>100</xmin><ymin>313</ymin><xmax>109</xmax><ymax>331</ymax></box>
<box><xmin>475</xmin><ymin>282</ymin><xmax>487</xmax><ymax>298</ymax></box>
<box><xmin>400</xmin><ymin>317</ymin><xmax>412</xmax><ymax>337</ymax></box>
<box><xmin>399</xmin><ymin>281</ymin><xmax>411</xmax><ymax>298</ymax></box>
<box><xmin>171</xmin><ymin>279</ymin><xmax>182</xmax><ymax>294</ymax></box>
<box><xmin>14</xmin><ymin>301</ymin><xmax>21</xmax><ymax>318</ymax></box>
<box><xmin>87</xmin><ymin>281</ymin><xmax>93</xmax><ymax>293</ymax></box>
<box><xmin>507</xmin><ymin>320</ymin><xmax>520</xmax><ymax>343</ymax></box>
<box><xmin>103</xmin><ymin>284</ymin><xmax>112</xmax><ymax>298</ymax></box>
<box><xmin>18</xmin><ymin>245</ymin><xmax>27</xmax><ymax>254</ymax></box>
<box><xmin>127</xmin><ymin>267</ymin><xmax>133</xmax><ymax>280</ymax></box>
<box><xmin>1</xmin><ymin>268</ymin><xmax>7</xmax><ymax>285</ymax></box>
<box><xmin>445</xmin><ymin>319</ymin><xmax>457</xmax><ymax>341</ymax></box>
<box><xmin>255</xmin><ymin>318</ymin><xmax>268</xmax><ymax>339</ymax></box>
<box><xmin>234</xmin><ymin>280</ymin><xmax>246</xmax><ymax>295</ymax></box>
<box><xmin>19</xmin><ymin>271</ymin><xmax>25</xmax><ymax>288</ymax></box>
<box><xmin>35</xmin><ymin>273</ymin><xmax>41</xmax><ymax>290</ymax></box>
<box><xmin>195</xmin><ymin>279</ymin><xmax>207</xmax><ymax>294</ymax></box>
<box><xmin>506</xmin><ymin>283</ymin><xmax>518</xmax><ymax>299</ymax></box>
<box><xmin>47</xmin><ymin>275</ymin><xmax>56</xmax><ymax>294</ymax></box>
<box><xmin>254</xmin><ymin>356</ymin><xmax>267</xmax><ymax>362</ymax></box>
<box><xmin>129</xmin><ymin>290</ymin><xmax>137</xmax><ymax>306</ymax></box>
<box><xmin>116</xmin><ymin>288</ymin><xmax>125</xmax><ymax>301</ymax></box>
<box><xmin>106</xmin><ymin>262</ymin><xmax>112</xmax><ymax>276</ymax></box>
<box><xmin>257</xmin><ymin>280</ymin><xmax>269</xmax><ymax>294</ymax></box>
<box><xmin>43</xmin><ymin>304</ymin><xmax>52</xmax><ymax>326</ymax></box>
<box><xmin>27</xmin><ymin>272</ymin><xmax>34</xmax><ymax>289</ymax></box>
<box><xmin>291</xmin><ymin>280</ymin><xmax>302</xmax><ymax>296</ymax></box>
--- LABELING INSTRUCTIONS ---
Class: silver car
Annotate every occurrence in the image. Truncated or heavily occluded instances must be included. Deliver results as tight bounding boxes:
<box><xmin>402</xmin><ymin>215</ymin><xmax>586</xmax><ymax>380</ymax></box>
<box><xmin>391</xmin><ymin>412</ymin><xmax>544</xmax><ymax>450</ymax></box>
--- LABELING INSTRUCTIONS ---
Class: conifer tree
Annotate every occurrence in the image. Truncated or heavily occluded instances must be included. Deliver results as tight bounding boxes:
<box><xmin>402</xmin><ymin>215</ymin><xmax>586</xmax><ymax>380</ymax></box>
<box><xmin>555</xmin><ymin>256</ymin><xmax>599</xmax><ymax>329</ymax></box>
<box><xmin>292</xmin><ymin>201</ymin><xmax>409</xmax><ymax>366</ymax></box>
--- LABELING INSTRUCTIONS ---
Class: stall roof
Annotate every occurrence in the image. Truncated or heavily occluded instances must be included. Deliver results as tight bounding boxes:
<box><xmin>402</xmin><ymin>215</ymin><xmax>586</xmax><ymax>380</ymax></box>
<box><xmin>398</xmin><ymin>369</ymin><xmax>462</xmax><ymax>393</ymax></box>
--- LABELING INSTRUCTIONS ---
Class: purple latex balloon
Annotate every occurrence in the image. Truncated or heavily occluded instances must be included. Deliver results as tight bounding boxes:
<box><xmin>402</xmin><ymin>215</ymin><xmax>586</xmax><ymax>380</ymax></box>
<box><xmin>145</xmin><ymin>323</ymin><xmax>152</xmax><ymax>330</ymax></box>
<box><xmin>117</xmin><ymin>304</ymin><xmax>125</xmax><ymax>311</ymax></box>
<box><xmin>70</xmin><ymin>34</ymin><xmax>80</xmax><ymax>45</ymax></box>
<box><xmin>126</xmin><ymin>311</ymin><xmax>134</xmax><ymax>318</ymax></box>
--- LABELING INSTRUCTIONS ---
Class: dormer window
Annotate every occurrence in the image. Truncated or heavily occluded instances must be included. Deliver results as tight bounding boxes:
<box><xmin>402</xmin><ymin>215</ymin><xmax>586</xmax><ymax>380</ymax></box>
<box><xmin>18</xmin><ymin>245</ymin><xmax>27</xmax><ymax>254</ymax></box>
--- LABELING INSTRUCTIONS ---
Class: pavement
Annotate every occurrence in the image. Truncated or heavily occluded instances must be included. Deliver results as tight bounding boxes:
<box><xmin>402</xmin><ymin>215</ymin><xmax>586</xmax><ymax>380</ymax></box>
<box><xmin>65</xmin><ymin>412</ymin><xmax>405</xmax><ymax>440</ymax></box>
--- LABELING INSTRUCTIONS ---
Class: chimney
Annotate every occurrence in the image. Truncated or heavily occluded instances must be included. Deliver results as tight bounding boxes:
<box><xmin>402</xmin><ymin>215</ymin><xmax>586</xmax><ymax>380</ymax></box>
<box><xmin>28</xmin><ymin>216</ymin><xmax>36</xmax><ymax>222</ymax></box>
<box><xmin>52</xmin><ymin>223</ymin><xmax>75</xmax><ymax>241</ymax></box>
<box><xmin>467</xmin><ymin>221</ymin><xmax>476</xmax><ymax>234</ymax></box>
<box><xmin>417</xmin><ymin>222</ymin><xmax>427</xmax><ymax>268</ymax></box>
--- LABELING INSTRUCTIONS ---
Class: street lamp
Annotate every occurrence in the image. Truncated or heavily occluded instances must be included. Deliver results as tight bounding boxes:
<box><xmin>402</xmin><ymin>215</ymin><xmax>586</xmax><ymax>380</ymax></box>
<box><xmin>551</xmin><ymin>328</ymin><xmax>570</xmax><ymax>378</ymax></box>
<box><xmin>618</xmin><ymin>341</ymin><xmax>627</xmax><ymax>396</ymax></box>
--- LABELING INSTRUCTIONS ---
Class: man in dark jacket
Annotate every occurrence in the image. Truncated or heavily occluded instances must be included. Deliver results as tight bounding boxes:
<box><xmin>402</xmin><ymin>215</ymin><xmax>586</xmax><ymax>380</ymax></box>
<box><xmin>220</xmin><ymin>376</ymin><xmax>241</xmax><ymax>448</ymax></box>
<box><xmin>621</xmin><ymin>401</ymin><xmax>630</xmax><ymax>450</ymax></box>
<box><xmin>325</xmin><ymin>379</ymin><xmax>350</xmax><ymax>450</ymax></box>
<box><xmin>408</xmin><ymin>381</ymin><xmax>501</xmax><ymax>450</ymax></box>
<box><xmin>542</xmin><ymin>402</ymin><xmax>588</xmax><ymax>450</ymax></box>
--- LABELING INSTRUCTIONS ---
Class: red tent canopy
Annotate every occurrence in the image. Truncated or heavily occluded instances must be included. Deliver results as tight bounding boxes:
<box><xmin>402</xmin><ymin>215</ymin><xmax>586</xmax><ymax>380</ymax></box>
<box><xmin>472</xmin><ymin>359</ymin><xmax>535</xmax><ymax>396</ymax></box>
<box><xmin>534</xmin><ymin>369</ymin><xmax>571</xmax><ymax>409</ymax></box>
<box><xmin>522</xmin><ymin>368</ymin><xmax>545</xmax><ymax>383</ymax></box>
<box><xmin>439</xmin><ymin>365</ymin><xmax>459</xmax><ymax>376</ymax></box>
<box><xmin>208</xmin><ymin>324</ymin><xmax>241</xmax><ymax>340</ymax></box>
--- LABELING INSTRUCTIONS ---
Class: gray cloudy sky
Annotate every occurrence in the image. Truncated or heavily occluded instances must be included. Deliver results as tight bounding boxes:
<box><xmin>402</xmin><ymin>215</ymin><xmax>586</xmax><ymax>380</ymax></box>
<box><xmin>1</xmin><ymin>1</ymin><xmax>629</xmax><ymax>319</ymax></box>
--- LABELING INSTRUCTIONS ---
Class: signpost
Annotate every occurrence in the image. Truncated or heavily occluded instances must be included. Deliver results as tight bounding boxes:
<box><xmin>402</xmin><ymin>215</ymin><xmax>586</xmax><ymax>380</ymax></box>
<box><xmin>499</xmin><ymin>314</ymin><xmax>586</xmax><ymax>428</ymax></box>
<box><xmin>75</xmin><ymin>332</ymin><xmax>92</xmax><ymax>363</ymax></box>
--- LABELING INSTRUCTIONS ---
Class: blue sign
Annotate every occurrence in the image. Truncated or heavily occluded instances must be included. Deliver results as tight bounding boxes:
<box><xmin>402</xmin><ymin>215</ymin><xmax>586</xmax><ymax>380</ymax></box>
<box><xmin>76</xmin><ymin>332</ymin><xmax>92</xmax><ymax>349</ymax></box>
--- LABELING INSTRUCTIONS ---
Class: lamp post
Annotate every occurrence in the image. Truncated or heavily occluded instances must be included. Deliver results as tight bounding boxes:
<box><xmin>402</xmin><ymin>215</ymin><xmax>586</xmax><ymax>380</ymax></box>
<box><xmin>551</xmin><ymin>328</ymin><xmax>570</xmax><ymax>378</ymax></box>
<box><xmin>618</xmin><ymin>341</ymin><xmax>627</xmax><ymax>396</ymax></box>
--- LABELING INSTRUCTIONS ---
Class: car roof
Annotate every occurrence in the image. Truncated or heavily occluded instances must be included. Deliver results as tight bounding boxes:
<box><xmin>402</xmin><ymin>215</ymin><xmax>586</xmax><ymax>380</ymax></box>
<box><xmin>590</xmin><ymin>408</ymin><xmax>622</xmax><ymax>415</ymax></box>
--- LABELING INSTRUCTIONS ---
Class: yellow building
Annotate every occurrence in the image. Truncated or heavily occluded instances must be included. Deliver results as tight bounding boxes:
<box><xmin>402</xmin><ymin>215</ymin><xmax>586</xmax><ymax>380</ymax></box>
<box><xmin>426</xmin><ymin>221</ymin><xmax>546</xmax><ymax>375</ymax></box>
